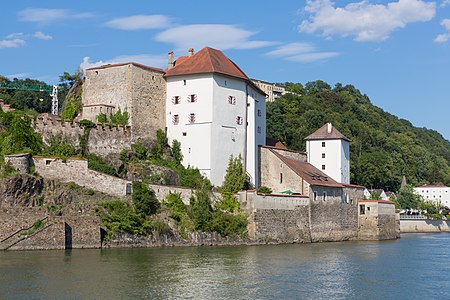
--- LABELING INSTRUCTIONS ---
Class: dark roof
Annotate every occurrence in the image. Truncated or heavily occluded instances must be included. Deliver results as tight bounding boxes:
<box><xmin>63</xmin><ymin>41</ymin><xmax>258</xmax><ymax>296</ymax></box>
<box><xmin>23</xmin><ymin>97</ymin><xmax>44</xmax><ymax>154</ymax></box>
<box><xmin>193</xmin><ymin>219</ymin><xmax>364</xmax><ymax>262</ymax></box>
<box><xmin>305</xmin><ymin>123</ymin><xmax>350</xmax><ymax>142</ymax></box>
<box><xmin>86</xmin><ymin>62</ymin><xmax>164</xmax><ymax>73</ymax></box>
<box><xmin>164</xmin><ymin>47</ymin><xmax>265</xmax><ymax>95</ymax></box>
<box><xmin>265</xmin><ymin>137</ymin><xmax>288</xmax><ymax>149</ymax></box>
<box><xmin>271</xmin><ymin>149</ymin><xmax>343</xmax><ymax>188</ymax></box>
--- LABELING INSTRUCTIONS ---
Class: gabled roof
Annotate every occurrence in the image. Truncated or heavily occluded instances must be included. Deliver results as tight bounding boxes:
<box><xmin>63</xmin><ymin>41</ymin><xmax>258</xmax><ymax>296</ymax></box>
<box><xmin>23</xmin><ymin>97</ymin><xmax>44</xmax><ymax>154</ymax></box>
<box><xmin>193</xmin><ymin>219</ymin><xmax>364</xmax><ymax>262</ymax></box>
<box><xmin>265</xmin><ymin>137</ymin><xmax>288</xmax><ymax>150</ymax></box>
<box><xmin>86</xmin><ymin>62</ymin><xmax>164</xmax><ymax>73</ymax></box>
<box><xmin>164</xmin><ymin>47</ymin><xmax>265</xmax><ymax>95</ymax></box>
<box><xmin>305</xmin><ymin>123</ymin><xmax>350</xmax><ymax>142</ymax></box>
<box><xmin>271</xmin><ymin>149</ymin><xmax>343</xmax><ymax>188</ymax></box>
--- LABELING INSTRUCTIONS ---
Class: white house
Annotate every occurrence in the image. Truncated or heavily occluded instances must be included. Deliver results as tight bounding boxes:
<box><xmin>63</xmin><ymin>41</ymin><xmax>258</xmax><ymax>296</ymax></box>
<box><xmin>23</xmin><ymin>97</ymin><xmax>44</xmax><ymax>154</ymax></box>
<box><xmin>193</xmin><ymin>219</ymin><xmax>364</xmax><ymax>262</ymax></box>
<box><xmin>414</xmin><ymin>185</ymin><xmax>450</xmax><ymax>208</ymax></box>
<box><xmin>164</xmin><ymin>47</ymin><xmax>266</xmax><ymax>187</ymax></box>
<box><xmin>305</xmin><ymin>123</ymin><xmax>350</xmax><ymax>184</ymax></box>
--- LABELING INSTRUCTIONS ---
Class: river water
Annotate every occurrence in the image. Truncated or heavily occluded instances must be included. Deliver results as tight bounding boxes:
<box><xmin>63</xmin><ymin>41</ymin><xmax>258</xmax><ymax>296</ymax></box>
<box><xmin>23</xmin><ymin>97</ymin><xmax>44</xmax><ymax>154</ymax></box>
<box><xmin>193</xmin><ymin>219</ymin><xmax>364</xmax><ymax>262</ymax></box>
<box><xmin>1</xmin><ymin>233</ymin><xmax>449</xmax><ymax>299</ymax></box>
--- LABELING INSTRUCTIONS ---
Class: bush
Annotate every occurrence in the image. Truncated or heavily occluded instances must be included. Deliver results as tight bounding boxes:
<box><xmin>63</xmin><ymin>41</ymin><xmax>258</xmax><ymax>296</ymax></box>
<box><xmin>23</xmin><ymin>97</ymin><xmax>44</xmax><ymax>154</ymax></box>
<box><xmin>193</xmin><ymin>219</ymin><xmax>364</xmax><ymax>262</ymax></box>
<box><xmin>131</xmin><ymin>142</ymin><xmax>148</xmax><ymax>161</ymax></box>
<box><xmin>96</xmin><ymin>113</ymin><xmax>107</xmax><ymax>124</ymax></box>
<box><xmin>99</xmin><ymin>200</ymin><xmax>149</xmax><ymax>237</ymax></box>
<box><xmin>216</xmin><ymin>193</ymin><xmax>241</xmax><ymax>213</ymax></box>
<box><xmin>132</xmin><ymin>182</ymin><xmax>160</xmax><ymax>216</ymax></box>
<box><xmin>79</xmin><ymin>119</ymin><xmax>95</xmax><ymax>128</ymax></box>
<box><xmin>257</xmin><ymin>186</ymin><xmax>272</xmax><ymax>194</ymax></box>
<box><xmin>210</xmin><ymin>211</ymin><xmax>248</xmax><ymax>237</ymax></box>
<box><xmin>88</xmin><ymin>154</ymin><xmax>117</xmax><ymax>176</ymax></box>
<box><xmin>190</xmin><ymin>186</ymin><xmax>212</xmax><ymax>232</ymax></box>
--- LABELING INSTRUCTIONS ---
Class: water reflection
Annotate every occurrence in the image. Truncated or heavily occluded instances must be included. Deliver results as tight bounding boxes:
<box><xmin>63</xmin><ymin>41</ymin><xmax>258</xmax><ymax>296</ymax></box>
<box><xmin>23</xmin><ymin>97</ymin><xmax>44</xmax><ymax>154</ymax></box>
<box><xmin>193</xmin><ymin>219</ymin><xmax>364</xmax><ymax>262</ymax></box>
<box><xmin>1</xmin><ymin>234</ymin><xmax>450</xmax><ymax>299</ymax></box>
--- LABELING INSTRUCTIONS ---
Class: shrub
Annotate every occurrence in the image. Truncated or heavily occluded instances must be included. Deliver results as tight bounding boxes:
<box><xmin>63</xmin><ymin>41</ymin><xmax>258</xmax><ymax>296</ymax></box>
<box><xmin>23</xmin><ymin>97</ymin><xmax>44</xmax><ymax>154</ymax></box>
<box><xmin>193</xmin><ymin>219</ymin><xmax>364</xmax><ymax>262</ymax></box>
<box><xmin>257</xmin><ymin>186</ymin><xmax>272</xmax><ymax>194</ymax></box>
<box><xmin>132</xmin><ymin>182</ymin><xmax>160</xmax><ymax>216</ymax></box>
<box><xmin>96</xmin><ymin>113</ymin><xmax>107</xmax><ymax>124</ymax></box>
<box><xmin>99</xmin><ymin>200</ymin><xmax>149</xmax><ymax>236</ymax></box>
<box><xmin>88</xmin><ymin>154</ymin><xmax>117</xmax><ymax>176</ymax></box>
<box><xmin>216</xmin><ymin>193</ymin><xmax>241</xmax><ymax>213</ymax></box>
<box><xmin>131</xmin><ymin>142</ymin><xmax>148</xmax><ymax>160</ymax></box>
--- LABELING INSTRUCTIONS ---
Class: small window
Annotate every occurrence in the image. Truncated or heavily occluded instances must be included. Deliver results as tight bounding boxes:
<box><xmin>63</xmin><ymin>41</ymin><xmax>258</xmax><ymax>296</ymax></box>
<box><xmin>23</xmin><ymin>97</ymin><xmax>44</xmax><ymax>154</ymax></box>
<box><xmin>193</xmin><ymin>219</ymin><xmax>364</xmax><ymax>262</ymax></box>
<box><xmin>360</xmin><ymin>205</ymin><xmax>365</xmax><ymax>215</ymax></box>
<box><xmin>126</xmin><ymin>183</ymin><xmax>132</xmax><ymax>195</ymax></box>
<box><xmin>172</xmin><ymin>96</ymin><xmax>181</xmax><ymax>105</ymax></box>
<box><xmin>322</xmin><ymin>142</ymin><xmax>326</xmax><ymax>147</ymax></box>
<box><xmin>187</xmin><ymin>94</ymin><xmax>197</xmax><ymax>103</ymax></box>
<box><xmin>182</xmin><ymin>132</ymin><xmax>187</xmax><ymax>136</ymax></box>
<box><xmin>280</xmin><ymin>173</ymin><xmax>283</xmax><ymax>184</ymax></box>
<box><xmin>257</xmin><ymin>126</ymin><xmax>261</xmax><ymax>134</ymax></box>
<box><xmin>188</xmin><ymin>113</ymin><xmax>196</xmax><ymax>123</ymax></box>
<box><xmin>322</xmin><ymin>165</ymin><xmax>325</xmax><ymax>170</ymax></box>
<box><xmin>172</xmin><ymin>114</ymin><xmax>179</xmax><ymax>125</ymax></box>
<box><xmin>228</xmin><ymin>96</ymin><xmax>236</xmax><ymax>105</ymax></box>
<box><xmin>183</xmin><ymin>80</ymin><xmax>186</xmax><ymax>86</ymax></box>
<box><xmin>225</xmin><ymin>80</ymin><xmax>227</xmax><ymax>86</ymax></box>
<box><xmin>323</xmin><ymin>191</ymin><xmax>327</xmax><ymax>201</ymax></box>
<box><xmin>45</xmin><ymin>159</ymin><xmax>51</xmax><ymax>165</ymax></box>
<box><xmin>322</xmin><ymin>153</ymin><xmax>325</xmax><ymax>158</ymax></box>
<box><xmin>257</xmin><ymin>109</ymin><xmax>262</xmax><ymax>117</ymax></box>
<box><xmin>236</xmin><ymin>116</ymin><xmax>243</xmax><ymax>125</ymax></box>
<box><xmin>314</xmin><ymin>192</ymin><xmax>318</xmax><ymax>201</ymax></box>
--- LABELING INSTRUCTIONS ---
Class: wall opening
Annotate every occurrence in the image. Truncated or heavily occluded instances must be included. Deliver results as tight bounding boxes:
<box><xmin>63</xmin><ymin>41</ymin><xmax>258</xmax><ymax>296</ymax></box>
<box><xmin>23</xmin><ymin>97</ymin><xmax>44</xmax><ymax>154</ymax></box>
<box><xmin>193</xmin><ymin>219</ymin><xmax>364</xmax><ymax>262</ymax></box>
<box><xmin>64</xmin><ymin>222</ymin><xmax>73</xmax><ymax>250</ymax></box>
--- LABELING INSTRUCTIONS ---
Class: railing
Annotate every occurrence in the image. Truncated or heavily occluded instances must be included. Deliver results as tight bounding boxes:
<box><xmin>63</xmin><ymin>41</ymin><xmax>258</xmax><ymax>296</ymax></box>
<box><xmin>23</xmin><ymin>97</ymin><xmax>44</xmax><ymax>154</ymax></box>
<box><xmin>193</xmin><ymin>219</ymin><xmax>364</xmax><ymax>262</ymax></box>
<box><xmin>400</xmin><ymin>214</ymin><xmax>428</xmax><ymax>220</ymax></box>
<box><xmin>0</xmin><ymin>216</ymin><xmax>49</xmax><ymax>249</ymax></box>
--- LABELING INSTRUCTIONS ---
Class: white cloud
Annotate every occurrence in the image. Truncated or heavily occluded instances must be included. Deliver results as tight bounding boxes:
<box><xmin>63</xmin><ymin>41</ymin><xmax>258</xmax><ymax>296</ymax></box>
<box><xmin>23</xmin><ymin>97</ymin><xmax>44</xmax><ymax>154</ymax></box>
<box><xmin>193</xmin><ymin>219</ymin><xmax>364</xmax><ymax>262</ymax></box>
<box><xmin>80</xmin><ymin>54</ymin><xmax>167</xmax><ymax>72</ymax></box>
<box><xmin>265</xmin><ymin>42</ymin><xmax>340</xmax><ymax>63</ymax></box>
<box><xmin>434</xmin><ymin>19</ymin><xmax>450</xmax><ymax>43</ymax></box>
<box><xmin>34</xmin><ymin>31</ymin><xmax>53</xmax><ymax>40</ymax></box>
<box><xmin>6</xmin><ymin>73</ymin><xmax>29</xmax><ymax>79</ymax></box>
<box><xmin>105</xmin><ymin>15</ymin><xmax>171</xmax><ymax>30</ymax></box>
<box><xmin>442</xmin><ymin>0</ymin><xmax>450</xmax><ymax>7</ymax></box>
<box><xmin>300</xmin><ymin>0</ymin><xmax>436</xmax><ymax>41</ymax></box>
<box><xmin>6</xmin><ymin>32</ymin><xmax>25</xmax><ymax>39</ymax></box>
<box><xmin>0</xmin><ymin>39</ymin><xmax>26</xmax><ymax>48</ymax></box>
<box><xmin>18</xmin><ymin>8</ymin><xmax>93</xmax><ymax>23</ymax></box>
<box><xmin>155</xmin><ymin>24</ymin><xmax>275</xmax><ymax>51</ymax></box>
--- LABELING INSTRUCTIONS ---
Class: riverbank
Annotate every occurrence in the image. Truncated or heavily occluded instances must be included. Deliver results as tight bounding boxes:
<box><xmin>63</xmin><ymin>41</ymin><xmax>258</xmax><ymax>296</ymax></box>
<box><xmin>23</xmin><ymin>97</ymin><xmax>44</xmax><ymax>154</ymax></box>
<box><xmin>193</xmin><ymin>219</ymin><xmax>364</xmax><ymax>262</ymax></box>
<box><xmin>400</xmin><ymin>219</ymin><xmax>450</xmax><ymax>233</ymax></box>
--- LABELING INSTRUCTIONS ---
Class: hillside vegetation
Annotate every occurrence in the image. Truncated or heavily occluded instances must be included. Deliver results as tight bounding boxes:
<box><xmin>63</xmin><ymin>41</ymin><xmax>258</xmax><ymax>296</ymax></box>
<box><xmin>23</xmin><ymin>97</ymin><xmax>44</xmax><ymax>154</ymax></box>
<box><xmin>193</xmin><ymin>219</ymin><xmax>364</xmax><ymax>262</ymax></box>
<box><xmin>268</xmin><ymin>81</ymin><xmax>450</xmax><ymax>191</ymax></box>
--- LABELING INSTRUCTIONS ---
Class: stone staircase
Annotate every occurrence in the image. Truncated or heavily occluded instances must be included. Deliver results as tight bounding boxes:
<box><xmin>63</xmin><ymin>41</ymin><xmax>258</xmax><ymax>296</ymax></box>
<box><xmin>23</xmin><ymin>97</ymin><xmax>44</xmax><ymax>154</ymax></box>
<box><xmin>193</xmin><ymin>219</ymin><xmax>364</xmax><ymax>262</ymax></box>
<box><xmin>0</xmin><ymin>216</ymin><xmax>52</xmax><ymax>250</ymax></box>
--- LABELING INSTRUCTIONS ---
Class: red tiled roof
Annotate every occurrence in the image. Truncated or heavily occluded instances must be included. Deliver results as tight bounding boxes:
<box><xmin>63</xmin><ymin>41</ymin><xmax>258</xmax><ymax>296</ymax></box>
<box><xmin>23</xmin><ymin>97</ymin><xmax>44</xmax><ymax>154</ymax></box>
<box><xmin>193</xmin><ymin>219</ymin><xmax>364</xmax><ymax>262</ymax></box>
<box><xmin>164</xmin><ymin>47</ymin><xmax>265</xmax><ymax>95</ymax></box>
<box><xmin>305</xmin><ymin>123</ymin><xmax>350</xmax><ymax>142</ymax></box>
<box><xmin>87</xmin><ymin>62</ymin><xmax>164</xmax><ymax>73</ymax></box>
<box><xmin>359</xmin><ymin>200</ymin><xmax>395</xmax><ymax>204</ymax></box>
<box><xmin>415</xmin><ymin>185</ymin><xmax>449</xmax><ymax>189</ymax></box>
<box><xmin>342</xmin><ymin>183</ymin><xmax>366</xmax><ymax>189</ymax></box>
<box><xmin>165</xmin><ymin>47</ymin><xmax>248</xmax><ymax>79</ymax></box>
<box><xmin>271</xmin><ymin>149</ymin><xmax>343</xmax><ymax>188</ymax></box>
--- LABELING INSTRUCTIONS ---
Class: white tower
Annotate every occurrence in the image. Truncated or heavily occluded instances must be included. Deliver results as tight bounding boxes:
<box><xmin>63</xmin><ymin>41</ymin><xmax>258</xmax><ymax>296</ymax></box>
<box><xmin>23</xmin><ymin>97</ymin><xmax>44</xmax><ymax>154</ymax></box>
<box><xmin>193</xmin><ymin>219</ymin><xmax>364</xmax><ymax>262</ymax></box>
<box><xmin>305</xmin><ymin>123</ymin><xmax>350</xmax><ymax>184</ymax></box>
<box><xmin>164</xmin><ymin>47</ymin><xmax>266</xmax><ymax>187</ymax></box>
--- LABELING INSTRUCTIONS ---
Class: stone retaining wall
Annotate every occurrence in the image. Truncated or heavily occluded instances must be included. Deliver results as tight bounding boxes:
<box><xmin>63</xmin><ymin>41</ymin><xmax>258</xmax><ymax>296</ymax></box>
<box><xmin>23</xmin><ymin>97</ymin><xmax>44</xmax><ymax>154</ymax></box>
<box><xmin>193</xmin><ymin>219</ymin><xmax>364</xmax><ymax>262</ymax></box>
<box><xmin>400</xmin><ymin>219</ymin><xmax>450</xmax><ymax>233</ymax></box>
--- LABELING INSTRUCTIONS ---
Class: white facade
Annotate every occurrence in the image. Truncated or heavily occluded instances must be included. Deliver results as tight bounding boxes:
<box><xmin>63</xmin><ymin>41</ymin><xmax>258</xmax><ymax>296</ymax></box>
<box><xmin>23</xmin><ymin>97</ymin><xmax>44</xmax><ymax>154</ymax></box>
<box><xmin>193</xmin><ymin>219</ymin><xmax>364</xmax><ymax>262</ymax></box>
<box><xmin>414</xmin><ymin>185</ymin><xmax>450</xmax><ymax>208</ymax></box>
<box><xmin>166</xmin><ymin>73</ymin><xmax>265</xmax><ymax>187</ymax></box>
<box><xmin>306</xmin><ymin>137</ymin><xmax>350</xmax><ymax>184</ymax></box>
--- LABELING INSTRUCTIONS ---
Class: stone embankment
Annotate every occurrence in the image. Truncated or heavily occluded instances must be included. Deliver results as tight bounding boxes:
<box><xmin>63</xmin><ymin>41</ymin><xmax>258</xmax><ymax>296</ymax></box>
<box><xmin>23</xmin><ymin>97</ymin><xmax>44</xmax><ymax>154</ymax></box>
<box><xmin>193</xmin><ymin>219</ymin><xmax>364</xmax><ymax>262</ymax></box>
<box><xmin>400</xmin><ymin>219</ymin><xmax>450</xmax><ymax>233</ymax></box>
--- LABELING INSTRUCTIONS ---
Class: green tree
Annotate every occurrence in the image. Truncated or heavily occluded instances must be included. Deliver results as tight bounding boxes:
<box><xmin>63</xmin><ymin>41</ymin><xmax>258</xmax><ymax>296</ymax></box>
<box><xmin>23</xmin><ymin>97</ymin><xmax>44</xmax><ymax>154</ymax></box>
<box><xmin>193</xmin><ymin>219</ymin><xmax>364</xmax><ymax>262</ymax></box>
<box><xmin>221</xmin><ymin>154</ymin><xmax>247</xmax><ymax>193</ymax></box>
<box><xmin>132</xmin><ymin>181</ymin><xmax>160</xmax><ymax>216</ymax></box>
<box><xmin>397</xmin><ymin>185</ymin><xmax>421</xmax><ymax>209</ymax></box>
<box><xmin>190</xmin><ymin>185</ymin><xmax>212</xmax><ymax>231</ymax></box>
<box><xmin>171</xmin><ymin>139</ymin><xmax>183</xmax><ymax>165</ymax></box>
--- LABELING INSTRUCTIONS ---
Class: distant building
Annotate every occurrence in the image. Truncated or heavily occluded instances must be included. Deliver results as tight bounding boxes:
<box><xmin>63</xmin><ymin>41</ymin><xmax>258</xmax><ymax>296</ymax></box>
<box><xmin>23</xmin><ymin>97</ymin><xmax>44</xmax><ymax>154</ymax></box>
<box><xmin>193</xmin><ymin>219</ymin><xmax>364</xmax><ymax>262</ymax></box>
<box><xmin>165</xmin><ymin>47</ymin><xmax>266</xmax><ymax>187</ymax></box>
<box><xmin>251</xmin><ymin>79</ymin><xmax>286</xmax><ymax>102</ymax></box>
<box><xmin>414</xmin><ymin>185</ymin><xmax>450</xmax><ymax>207</ymax></box>
<box><xmin>305</xmin><ymin>123</ymin><xmax>350</xmax><ymax>184</ymax></box>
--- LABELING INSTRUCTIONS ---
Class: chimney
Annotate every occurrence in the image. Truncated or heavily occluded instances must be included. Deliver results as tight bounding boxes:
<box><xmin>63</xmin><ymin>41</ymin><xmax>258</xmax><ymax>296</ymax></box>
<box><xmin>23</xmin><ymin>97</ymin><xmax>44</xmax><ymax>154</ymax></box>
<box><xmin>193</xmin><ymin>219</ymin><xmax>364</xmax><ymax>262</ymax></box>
<box><xmin>167</xmin><ymin>51</ymin><xmax>174</xmax><ymax>69</ymax></box>
<box><xmin>327</xmin><ymin>123</ymin><xmax>332</xmax><ymax>134</ymax></box>
<box><xmin>188</xmin><ymin>48</ymin><xmax>194</xmax><ymax>57</ymax></box>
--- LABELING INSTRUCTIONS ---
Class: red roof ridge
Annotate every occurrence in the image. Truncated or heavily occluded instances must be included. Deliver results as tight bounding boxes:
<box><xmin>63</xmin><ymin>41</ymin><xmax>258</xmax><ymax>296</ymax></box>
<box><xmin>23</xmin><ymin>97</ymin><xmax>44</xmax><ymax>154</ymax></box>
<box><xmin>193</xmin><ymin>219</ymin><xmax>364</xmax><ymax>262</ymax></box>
<box><xmin>305</xmin><ymin>123</ymin><xmax>350</xmax><ymax>142</ymax></box>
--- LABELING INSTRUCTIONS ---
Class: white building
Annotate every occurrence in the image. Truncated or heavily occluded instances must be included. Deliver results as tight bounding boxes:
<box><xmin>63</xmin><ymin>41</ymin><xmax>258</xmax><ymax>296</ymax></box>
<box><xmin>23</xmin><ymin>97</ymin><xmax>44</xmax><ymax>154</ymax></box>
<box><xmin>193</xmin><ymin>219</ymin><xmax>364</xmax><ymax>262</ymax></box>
<box><xmin>164</xmin><ymin>47</ymin><xmax>266</xmax><ymax>187</ymax></box>
<box><xmin>305</xmin><ymin>123</ymin><xmax>350</xmax><ymax>184</ymax></box>
<box><xmin>414</xmin><ymin>185</ymin><xmax>450</xmax><ymax>208</ymax></box>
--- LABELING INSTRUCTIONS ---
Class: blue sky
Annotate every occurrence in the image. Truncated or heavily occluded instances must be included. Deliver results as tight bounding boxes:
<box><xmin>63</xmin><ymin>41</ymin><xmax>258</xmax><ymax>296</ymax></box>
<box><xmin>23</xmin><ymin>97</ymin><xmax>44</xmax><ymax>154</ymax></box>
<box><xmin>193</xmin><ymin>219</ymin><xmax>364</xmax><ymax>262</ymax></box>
<box><xmin>1</xmin><ymin>0</ymin><xmax>449</xmax><ymax>140</ymax></box>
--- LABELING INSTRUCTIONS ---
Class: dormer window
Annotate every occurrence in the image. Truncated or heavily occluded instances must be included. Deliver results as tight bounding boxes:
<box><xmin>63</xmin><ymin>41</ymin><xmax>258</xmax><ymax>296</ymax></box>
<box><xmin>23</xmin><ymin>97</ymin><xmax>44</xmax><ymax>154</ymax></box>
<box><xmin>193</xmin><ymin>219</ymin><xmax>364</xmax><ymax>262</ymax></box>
<box><xmin>228</xmin><ymin>96</ymin><xmax>236</xmax><ymax>105</ymax></box>
<box><xmin>188</xmin><ymin>94</ymin><xmax>197</xmax><ymax>103</ymax></box>
<box><xmin>172</xmin><ymin>96</ymin><xmax>181</xmax><ymax>105</ymax></box>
